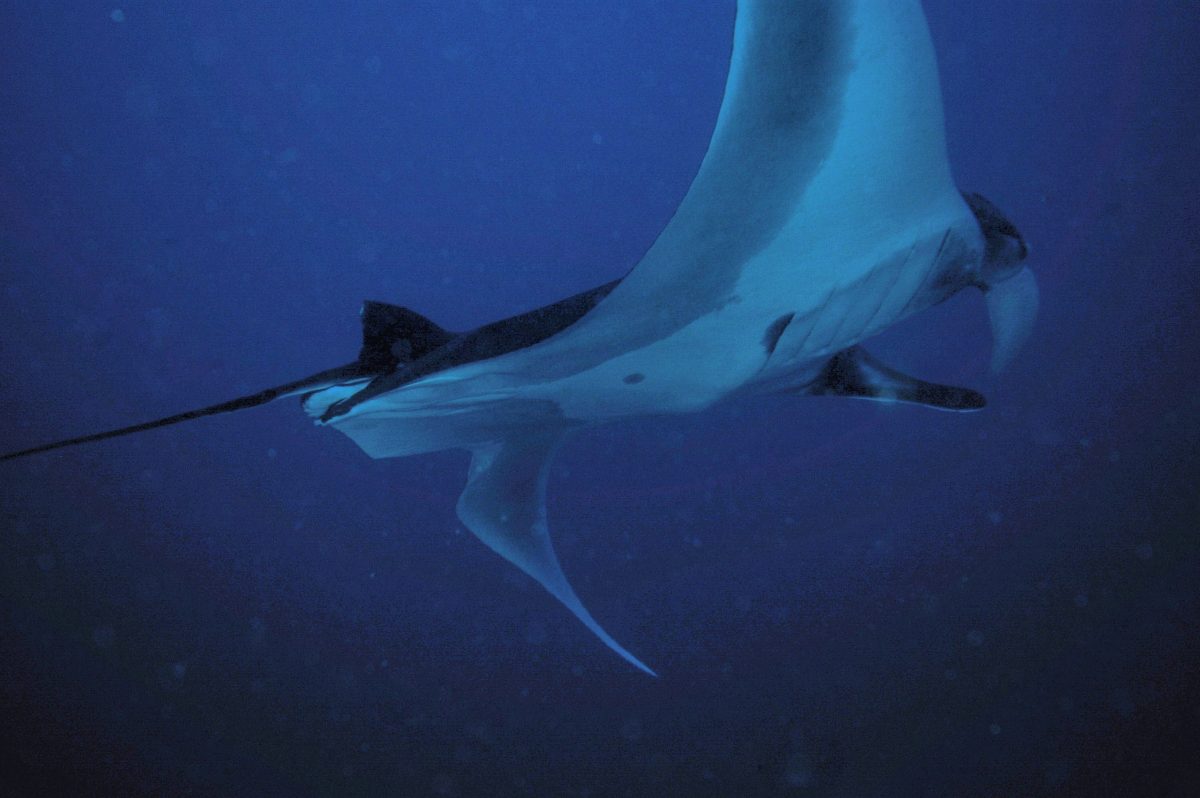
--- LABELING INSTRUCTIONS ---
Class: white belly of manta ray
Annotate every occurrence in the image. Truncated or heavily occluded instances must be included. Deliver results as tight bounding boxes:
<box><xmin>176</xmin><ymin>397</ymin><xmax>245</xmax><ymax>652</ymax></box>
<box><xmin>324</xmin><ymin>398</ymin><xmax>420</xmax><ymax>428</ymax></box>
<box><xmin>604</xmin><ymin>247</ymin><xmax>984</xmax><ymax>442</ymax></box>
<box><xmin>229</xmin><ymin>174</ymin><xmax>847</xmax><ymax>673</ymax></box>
<box><xmin>324</xmin><ymin>211</ymin><xmax>978</xmax><ymax>428</ymax></box>
<box><xmin>3</xmin><ymin>0</ymin><xmax>1037</xmax><ymax>677</ymax></box>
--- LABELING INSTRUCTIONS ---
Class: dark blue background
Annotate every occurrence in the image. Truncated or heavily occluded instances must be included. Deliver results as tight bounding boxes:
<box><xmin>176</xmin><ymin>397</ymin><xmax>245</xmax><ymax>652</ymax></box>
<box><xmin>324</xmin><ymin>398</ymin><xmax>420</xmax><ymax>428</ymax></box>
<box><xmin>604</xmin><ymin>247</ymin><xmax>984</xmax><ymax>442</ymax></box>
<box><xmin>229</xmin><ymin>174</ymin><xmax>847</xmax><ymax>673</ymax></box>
<box><xmin>2</xmin><ymin>2</ymin><xmax>1197</xmax><ymax>795</ymax></box>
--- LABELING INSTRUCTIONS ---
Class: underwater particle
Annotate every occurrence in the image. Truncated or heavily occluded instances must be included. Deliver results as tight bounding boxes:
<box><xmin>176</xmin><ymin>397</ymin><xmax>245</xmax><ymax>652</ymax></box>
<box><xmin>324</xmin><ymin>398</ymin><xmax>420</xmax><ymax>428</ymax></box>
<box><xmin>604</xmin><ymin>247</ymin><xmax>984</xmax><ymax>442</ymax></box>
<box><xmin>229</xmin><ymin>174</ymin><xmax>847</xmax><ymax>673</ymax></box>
<box><xmin>92</xmin><ymin>625</ymin><xmax>116</xmax><ymax>648</ymax></box>
<box><xmin>172</xmin><ymin>661</ymin><xmax>187</xmax><ymax>679</ymax></box>
<box><xmin>989</xmin><ymin>723</ymin><xmax>1002</xmax><ymax>736</ymax></box>
<box><xmin>142</xmin><ymin>156</ymin><xmax>163</xmax><ymax>181</ymax></box>
<box><xmin>144</xmin><ymin>306</ymin><xmax>170</xmax><ymax>349</ymax></box>
<box><xmin>192</xmin><ymin>36</ymin><xmax>224</xmax><ymax>67</ymax></box>
<box><xmin>110</xmin><ymin>8</ymin><xmax>125</xmax><ymax>23</ymax></box>
<box><xmin>1073</xmin><ymin>592</ymin><xmax>1089</xmax><ymax>608</ymax></box>
<box><xmin>452</xmin><ymin>743</ymin><xmax>474</xmax><ymax>764</ymax></box>
<box><xmin>620</xmin><ymin>717</ymin><xmax>644</xmax><ymax>742</ymax></box>
<box><xmin>1034</xmin><ymin>429</ymin><xmax>1064</xmax><ymax>447</ymax></box>
<box><xmin>35</xmin><ymin>552</ymin><xmax>55</xmax><ymax>572</ymax></box>
<box><xmin>1044</xmin><ymin>761</ymin><xmax>1072</xmax><ymax>788</ymax></box>
<box><xmin>135</xmin><ymin>574</ymin><xmax>161</xmax><ymax>602</ymax></box>
<box><xmin>1110</xmin><ymin>687</ymin><xmax>1135</xmax><ymax>718</ymax></box>
<box><xmin>987</xmin><ymin>510</ymin><xmax>1003</xmax><ymax>526</ymax></box>
<box><xmin>275</xmin><ymin>147</ymin><xmax>300</xmax><ymax>165</ymax></box>
<box><xmin>783</xmin><ymin>750</ymin><xmax>813</xmax><ymax>787</ymax></box>
<box><xmin>966</xmin><ymin>629</ymin><xmax>985</xmax><ymax>647</ymax></box>
<box><xmin>431</xmin><ymin>773</ymin><xmax>456</xmax><ymax>796</ymax></box>
<box><xmin>591</xmin><ymin>132</ymin><xmax>604</xmax><ymax>145</ymax></box>
<box><xmin>357</xmin><ymin>243</ymin><xmax>380</xmax><ymax>265</ymax></box>
<box><xmin>248</xmin><ymin>616</ymin><xmax>266</xmax><ymax>647</ymax></box>
<box><xmin>364</xmin><ymin>54</ymin><xmax>382</xmax><ymax>75</ymax></box>
<box><xmin>944</xmin><ymin>668</ymin><xmax>957</xmax><ymax>681</ymax></box>
<box><xmin>868</xmin><ymin>537</ymin><xmax>893</xmax><ymax>562</ymax></box>
<box><xmin>524</xmin><ymin>620</ymin><xmax>547</xmax><ymax>645</ymax></box>
<box><xmin>267</xmin><ymin>447</ymin><xmax>277</xmax><ymax>459</ymax></box>
<box><xmin>1135</xmin><ymin>542</ymin><xmax>1154</xmax><ymax>561</ymax></box>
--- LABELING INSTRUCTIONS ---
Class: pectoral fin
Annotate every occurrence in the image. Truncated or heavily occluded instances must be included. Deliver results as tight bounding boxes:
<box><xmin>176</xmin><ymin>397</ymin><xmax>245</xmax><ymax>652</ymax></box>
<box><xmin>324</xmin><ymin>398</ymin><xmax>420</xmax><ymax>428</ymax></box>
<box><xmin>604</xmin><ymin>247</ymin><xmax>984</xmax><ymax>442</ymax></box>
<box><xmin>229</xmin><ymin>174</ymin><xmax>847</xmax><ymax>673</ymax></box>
<box><xmin>810</xmin><ymin>346</ymin><xmax>985</xmax><ymax>412</ymax></box>
<box><xmin>456</xmin><ymin>427</ymin><xmax>656</xmax><ymax>676</ymax></box>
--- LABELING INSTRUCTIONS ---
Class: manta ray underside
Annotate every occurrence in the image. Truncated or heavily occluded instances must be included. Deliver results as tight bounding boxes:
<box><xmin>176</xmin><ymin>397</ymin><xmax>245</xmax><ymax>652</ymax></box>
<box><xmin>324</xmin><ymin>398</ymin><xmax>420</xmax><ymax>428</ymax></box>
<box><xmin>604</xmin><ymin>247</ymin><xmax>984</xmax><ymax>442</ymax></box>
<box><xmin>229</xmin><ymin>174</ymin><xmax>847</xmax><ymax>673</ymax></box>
<box><xmin>2</xmin><ymin>0</ymin><xmax>1037</xmax><ymax>676</ymax></box>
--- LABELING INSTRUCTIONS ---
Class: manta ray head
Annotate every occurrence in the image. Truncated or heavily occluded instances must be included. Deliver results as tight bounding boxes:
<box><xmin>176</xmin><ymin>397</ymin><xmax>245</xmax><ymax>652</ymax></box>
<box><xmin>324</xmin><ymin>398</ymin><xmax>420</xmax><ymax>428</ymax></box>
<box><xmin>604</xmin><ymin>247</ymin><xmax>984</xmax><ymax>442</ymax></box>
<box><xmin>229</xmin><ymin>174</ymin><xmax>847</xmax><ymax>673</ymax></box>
<box><xmin>963</xmin><ymin>191</ymin><xmax>1029</xmax><ymax>284</ymax></box>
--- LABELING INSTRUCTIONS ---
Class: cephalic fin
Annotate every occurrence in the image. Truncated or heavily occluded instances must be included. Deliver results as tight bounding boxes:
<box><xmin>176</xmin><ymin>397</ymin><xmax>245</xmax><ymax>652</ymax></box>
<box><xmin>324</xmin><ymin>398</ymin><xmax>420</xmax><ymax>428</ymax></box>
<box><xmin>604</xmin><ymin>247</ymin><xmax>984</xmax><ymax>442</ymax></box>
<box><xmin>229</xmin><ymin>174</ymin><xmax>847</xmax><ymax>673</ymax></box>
<box><xmin>456</xmin><ymin>427</ymin><xmax>656</xmax><ymax>677</ymax></box>
<box><xmin>810</xmin><ymin>346</ymin><xmax>986</xmax><ymax>412</ymax></box>
<box><xmin>984</xmin><ymin>265</ymin><xmax>1038</xmax><ymax>373</ymax></box>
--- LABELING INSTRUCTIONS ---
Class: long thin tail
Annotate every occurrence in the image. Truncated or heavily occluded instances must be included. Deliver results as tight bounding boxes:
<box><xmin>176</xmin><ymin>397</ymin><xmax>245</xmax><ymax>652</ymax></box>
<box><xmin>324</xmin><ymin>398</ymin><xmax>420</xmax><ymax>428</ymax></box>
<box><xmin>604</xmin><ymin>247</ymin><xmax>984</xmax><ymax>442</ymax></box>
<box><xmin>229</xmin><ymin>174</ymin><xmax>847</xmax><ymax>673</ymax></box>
<box><xmin>1</xmin><ymin>363</ymin><xmax>362</xmax><ymax>462</ymax></box>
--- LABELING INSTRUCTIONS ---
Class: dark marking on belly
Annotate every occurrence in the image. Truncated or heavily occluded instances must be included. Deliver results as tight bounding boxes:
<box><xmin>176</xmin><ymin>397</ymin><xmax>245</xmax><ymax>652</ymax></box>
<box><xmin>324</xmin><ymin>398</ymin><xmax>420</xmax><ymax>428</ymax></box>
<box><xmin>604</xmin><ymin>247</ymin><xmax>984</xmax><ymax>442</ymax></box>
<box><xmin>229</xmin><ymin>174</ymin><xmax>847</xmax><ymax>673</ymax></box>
<box><xmin>762</xmin><ymin>313</ymin><xmax>795</xmax><ymax>355</ymax></box>
<box><xmin>623</xmin><ymin>372</ymin><xmax>646</xmax><ymax>384</ymax></box>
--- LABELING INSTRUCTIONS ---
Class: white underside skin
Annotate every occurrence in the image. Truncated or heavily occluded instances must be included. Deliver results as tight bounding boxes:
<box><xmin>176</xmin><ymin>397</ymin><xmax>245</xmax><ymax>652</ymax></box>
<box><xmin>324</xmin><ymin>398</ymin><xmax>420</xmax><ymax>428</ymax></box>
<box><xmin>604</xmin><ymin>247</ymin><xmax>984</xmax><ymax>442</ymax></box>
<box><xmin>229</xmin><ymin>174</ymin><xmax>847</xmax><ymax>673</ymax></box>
<box><xmin>307</xmin><ymin>0</ymin><xmax>988</xmax><ymax>675</ymax></box>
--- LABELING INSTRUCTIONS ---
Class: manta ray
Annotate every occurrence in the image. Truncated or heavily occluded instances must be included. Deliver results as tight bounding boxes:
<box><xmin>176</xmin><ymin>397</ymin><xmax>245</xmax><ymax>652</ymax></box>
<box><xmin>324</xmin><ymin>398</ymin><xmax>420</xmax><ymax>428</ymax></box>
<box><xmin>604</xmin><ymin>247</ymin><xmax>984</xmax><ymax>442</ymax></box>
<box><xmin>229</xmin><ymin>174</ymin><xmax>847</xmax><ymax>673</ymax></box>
<box><xmin>2</xmin><ymin>0</ymin><xmax>1036</xmax><ymax>676</ymax></box>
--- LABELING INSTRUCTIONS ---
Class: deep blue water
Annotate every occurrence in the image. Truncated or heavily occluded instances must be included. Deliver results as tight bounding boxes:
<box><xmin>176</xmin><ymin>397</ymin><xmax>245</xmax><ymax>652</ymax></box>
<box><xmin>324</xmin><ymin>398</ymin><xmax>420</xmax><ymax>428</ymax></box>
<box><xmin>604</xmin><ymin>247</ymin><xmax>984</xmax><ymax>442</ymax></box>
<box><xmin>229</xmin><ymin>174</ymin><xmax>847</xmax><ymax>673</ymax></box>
<box><xmin>2</xmin><ymin>2</ymin><xmax>1198</xmax><ymax>795</ymax></box>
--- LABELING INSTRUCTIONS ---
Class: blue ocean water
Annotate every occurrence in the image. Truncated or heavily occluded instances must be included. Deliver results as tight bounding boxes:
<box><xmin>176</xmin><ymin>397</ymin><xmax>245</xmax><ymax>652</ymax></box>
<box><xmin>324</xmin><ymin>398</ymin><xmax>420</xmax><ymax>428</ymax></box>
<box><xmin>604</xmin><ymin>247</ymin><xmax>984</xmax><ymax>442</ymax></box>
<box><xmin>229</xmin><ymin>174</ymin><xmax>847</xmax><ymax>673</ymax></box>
<box><xmin>1</xmin><ymin>1</ymin><xmax>1197</xmax><ymax>795</ymax></box>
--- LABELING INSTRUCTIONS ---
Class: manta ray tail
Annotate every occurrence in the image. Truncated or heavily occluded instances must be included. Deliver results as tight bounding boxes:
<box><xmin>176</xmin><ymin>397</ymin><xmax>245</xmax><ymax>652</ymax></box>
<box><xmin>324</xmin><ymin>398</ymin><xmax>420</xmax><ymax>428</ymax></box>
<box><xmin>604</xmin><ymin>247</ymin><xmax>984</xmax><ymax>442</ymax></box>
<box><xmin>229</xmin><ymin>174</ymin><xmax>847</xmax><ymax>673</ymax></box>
<box><xmin>984</xmin><ymin>266</ymin><xmax>1039</xmax><ymax>373</ymax></box>
<box><xmin>456</xmin><ymin>428</ymin><xmax>657</xmax><ymax>677</ymax></box>
<box><xmin>0</xmin><ymin>300</ymin><xmax>454</xmax><ymax>462</ymax></box>
<box><xmin>0</xmin><ymin>363</ymin><xmax>364</xmax><ymax>463</ymax></box>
